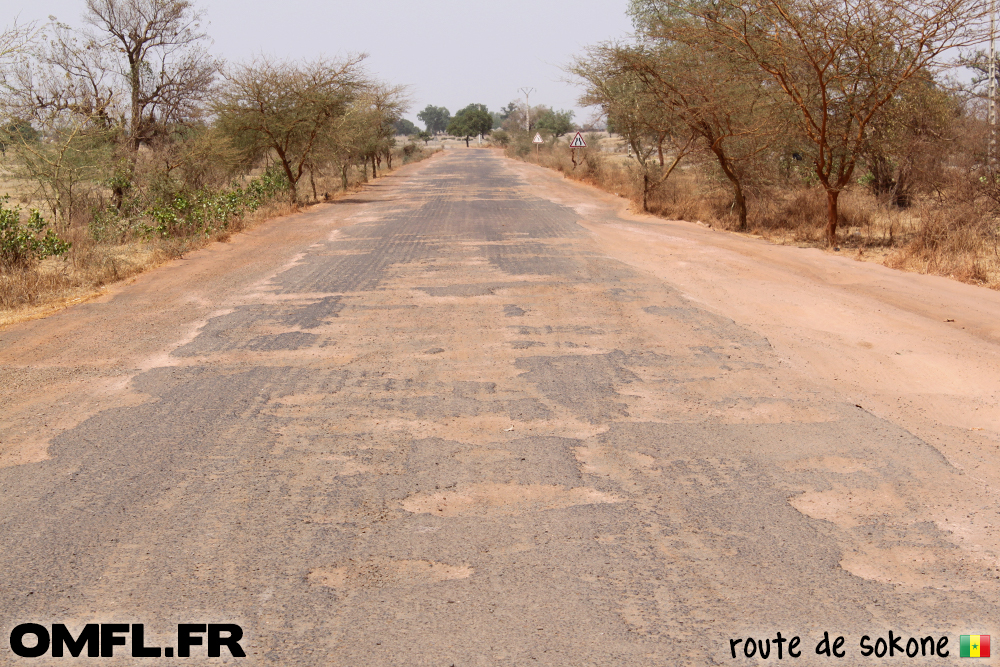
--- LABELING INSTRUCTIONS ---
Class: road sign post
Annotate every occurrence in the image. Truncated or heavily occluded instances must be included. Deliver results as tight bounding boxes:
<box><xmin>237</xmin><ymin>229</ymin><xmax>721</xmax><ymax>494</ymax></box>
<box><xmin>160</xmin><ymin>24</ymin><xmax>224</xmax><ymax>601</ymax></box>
<box><xmin>569</xmin><ymin>131</ymin><xmax>587</xmax><ymax>169</ymax></box>
<box><xmin>532</xmin><ymin>132</ymin><xmax>543</xmax><ymax>159</ymax></box>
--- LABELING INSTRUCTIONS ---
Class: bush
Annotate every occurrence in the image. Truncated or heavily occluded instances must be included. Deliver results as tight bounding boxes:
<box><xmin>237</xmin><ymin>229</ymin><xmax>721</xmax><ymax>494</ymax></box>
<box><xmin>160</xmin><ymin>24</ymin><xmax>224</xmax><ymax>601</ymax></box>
<box><xmin>0</xmin><ymin>197</ymin><xmax>72</xmax><ymax>270</ymax></box>
<box><xmin>90</xmin><ymin>168</ymin><xmax>289</xmax><ymax>243</ymax></box>
<box><xmin>402</xmin><ymin>144</ymin><xmax>434</xmax><ymax>165</ymax></box>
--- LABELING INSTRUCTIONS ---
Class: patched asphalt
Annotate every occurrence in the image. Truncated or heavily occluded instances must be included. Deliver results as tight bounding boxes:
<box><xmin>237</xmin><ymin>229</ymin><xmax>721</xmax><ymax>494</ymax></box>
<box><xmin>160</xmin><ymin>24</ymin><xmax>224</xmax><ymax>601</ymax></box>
<box><xmin>1</xmin><ymin>150</ymin><xmax>996</xmax><ymax>665</ymax></box>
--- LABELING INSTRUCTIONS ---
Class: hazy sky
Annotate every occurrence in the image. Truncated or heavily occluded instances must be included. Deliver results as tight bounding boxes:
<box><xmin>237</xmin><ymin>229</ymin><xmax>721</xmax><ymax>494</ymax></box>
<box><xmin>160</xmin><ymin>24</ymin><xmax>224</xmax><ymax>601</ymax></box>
<box><xmin>10</xmin><ymin>0</ymin><xmax>636</xmax><ymax>126</ymax></box>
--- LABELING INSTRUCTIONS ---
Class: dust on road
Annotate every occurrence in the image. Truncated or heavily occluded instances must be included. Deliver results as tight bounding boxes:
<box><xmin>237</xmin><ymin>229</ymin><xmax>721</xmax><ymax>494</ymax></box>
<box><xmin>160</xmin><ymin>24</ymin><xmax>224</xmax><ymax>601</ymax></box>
<box><xmin>1</xmin><ymin>150</ymin><xmax>997</xmax><ymax>665</ymax></box>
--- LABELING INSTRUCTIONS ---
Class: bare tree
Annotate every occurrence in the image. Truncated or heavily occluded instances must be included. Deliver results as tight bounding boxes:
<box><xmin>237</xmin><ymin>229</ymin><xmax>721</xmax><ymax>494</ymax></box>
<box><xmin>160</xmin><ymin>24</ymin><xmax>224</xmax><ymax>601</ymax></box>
<box><xmin>83</xmin><ymin>0</ymin><xmax>218</xmax><ymax>157</ymax></box>
<box><xmin>1</xmin><ymin>23</ymin><xmax>116</xmax><ymax>227</ymax></box>
<box><xmin>3</xmin><ymin>2</ymin><xmax>218</xmax><ymax>208</ymax></box>
<box><xmin>650</xmin><ymin>0</ymin><xmax>991</xmax><ymax>244</ymax></box>
<box><xmin>215</xmin><ymin>55</ymin><xmax>366</xmax><ymax>204</ymax></box>
<box><xmin>0</xmin><ymin>20</ymin><xmax>37</xmax><ymax>77</ymax></box>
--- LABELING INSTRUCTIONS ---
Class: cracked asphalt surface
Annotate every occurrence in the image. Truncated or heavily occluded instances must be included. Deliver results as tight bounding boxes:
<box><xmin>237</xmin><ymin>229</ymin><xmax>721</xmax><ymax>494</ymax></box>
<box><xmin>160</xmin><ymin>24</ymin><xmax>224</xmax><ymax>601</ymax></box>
<box><xmin>1</xmin><ymin>150</ymin><xmax>998</xmax><ymax>665</ymax></box>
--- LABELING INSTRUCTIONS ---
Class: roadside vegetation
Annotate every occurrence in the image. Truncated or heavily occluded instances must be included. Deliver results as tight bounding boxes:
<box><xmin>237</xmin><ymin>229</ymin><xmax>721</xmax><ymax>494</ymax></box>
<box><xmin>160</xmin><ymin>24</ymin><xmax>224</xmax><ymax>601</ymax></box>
<box><xmin>0</xmin><ymin>0</ymin><xmax>432</xmax><ymax>316</ymax></box>
<box><xmin>503</xmin><ymin>0</ymin><xmax>1000</xmax><ymax>289</ymax></box>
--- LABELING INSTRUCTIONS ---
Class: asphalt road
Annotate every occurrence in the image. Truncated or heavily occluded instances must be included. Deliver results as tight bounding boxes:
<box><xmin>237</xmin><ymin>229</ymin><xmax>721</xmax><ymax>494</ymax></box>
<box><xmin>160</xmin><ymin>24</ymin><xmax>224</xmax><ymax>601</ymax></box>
<box><xmin>1</xmin><ymin>150</ymin><xmax>997</xmax><ymax>665</ymax></box>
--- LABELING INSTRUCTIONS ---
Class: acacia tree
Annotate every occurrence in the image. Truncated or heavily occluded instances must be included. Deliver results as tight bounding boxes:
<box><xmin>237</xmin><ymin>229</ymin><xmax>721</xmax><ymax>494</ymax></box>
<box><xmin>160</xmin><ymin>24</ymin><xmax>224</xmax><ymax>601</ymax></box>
<box><xmin>572</xmin><ymin>53</ymin><xmax>697</xmax><ymax>211</ymax></box>
<box><xmin>2</xmin><ymin>2</ymin><xmax>218</xmax><ymax>209</ymax></box>
<box><xmin>83</xmin><ymin>0</ymin><xmax>217</xmax><ymax>159</ymax></box>
<box><xmin>608</xmin><ymin>36</ymin><xmax>779</xmax><ymax>231</ymax></box>
<box><xmin>364</xmin><ymin>82</ymin><xmax>409</xmax><ymax>173</ymax></box>
<box><xmin>324</xmin><ymin>102</ymin><xmax>370</xmax><ymax>191</ymax></box>
<box><xmin>646</xmin><ymin>0</ymin><xmax>991</xmax><ymax>244</ymax></box>
<box><xmin>0</xmin><ymin>21</ymin><xmax>36</xmax><ymax>76</ymax></box>
<box><xmin>859</xmin><ymin>77</ymin><xmax>959</xmax><ymax>207</ymax></box>
<box><xmin>215</xmin><ymin>55</ymin><xmax>366</xmax><ymax>204</ymax></box>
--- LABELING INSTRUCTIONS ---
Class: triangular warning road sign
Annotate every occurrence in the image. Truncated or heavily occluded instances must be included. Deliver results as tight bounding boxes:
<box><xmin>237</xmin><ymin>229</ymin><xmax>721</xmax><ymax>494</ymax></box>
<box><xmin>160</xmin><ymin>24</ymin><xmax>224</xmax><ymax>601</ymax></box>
<box><xmin>569</xmin><ymin>131</ymin><xmax>587</xmax><ymax>148</ymax></box>
<box><xmin>532</xmin><ymin>133</ymin><xmax>544</xmax><ymax>144</ymax></box>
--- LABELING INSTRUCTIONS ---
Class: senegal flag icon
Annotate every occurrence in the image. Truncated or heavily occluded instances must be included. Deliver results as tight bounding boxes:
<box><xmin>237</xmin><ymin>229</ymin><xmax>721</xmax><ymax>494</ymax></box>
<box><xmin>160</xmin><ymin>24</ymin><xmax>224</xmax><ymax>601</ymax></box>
<box><xmin>961</xmin><ymin>635</ymin><xmax>991</xmax><ymax>657</ymax></box>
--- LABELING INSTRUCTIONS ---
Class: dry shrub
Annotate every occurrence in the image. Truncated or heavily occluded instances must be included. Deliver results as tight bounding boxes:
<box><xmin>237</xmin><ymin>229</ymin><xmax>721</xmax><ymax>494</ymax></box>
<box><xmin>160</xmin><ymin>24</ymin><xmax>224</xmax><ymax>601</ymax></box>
<box><xmin>646</xmin><ymin>171</ymin><xmax>718</xmax><ymax>223</ymax></box>
<box><xmin>886</xmin><ymin>203</ymin><xmax>999</xmax><ymax>286</ymax></box>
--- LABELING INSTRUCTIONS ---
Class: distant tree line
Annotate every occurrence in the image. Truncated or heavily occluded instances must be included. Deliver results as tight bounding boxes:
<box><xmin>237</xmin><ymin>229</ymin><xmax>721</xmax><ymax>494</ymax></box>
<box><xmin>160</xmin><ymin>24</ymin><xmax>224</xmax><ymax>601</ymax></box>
<box><xmin>412</xmin><ymin>100</ymin><xmax>578</xmax><ymax>148</ymax></box>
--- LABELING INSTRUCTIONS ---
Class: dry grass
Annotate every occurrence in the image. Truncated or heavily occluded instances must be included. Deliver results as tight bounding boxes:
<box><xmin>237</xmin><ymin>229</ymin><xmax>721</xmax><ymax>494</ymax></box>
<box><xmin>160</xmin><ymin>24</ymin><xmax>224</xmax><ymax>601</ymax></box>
<box><xmin>518</xmin><ymin>142</ymin><xmax>1000</xmax><ymax>290</ymax></box>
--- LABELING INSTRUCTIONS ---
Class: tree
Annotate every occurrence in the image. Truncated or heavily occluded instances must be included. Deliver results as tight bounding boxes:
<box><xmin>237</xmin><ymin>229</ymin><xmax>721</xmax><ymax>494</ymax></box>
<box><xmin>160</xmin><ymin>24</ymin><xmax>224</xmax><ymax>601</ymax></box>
<box><xmin>599</xmin><ymin>27</ymin><xmax>780</xmax><ymax>230</ymax></box>
<box><xmin>859</xmin><ymin>77</ymin><xmax>959</xmax><ymax>207</ymax></box>
<box><xmin>447</xmin><ymin>103</ymin><xmax>493</xmax><ymax>147</ymax></box>
<box><xmin>650</xmin><ymin>0</ymin><xmax>991</xmax><ymax>244</ymax></box>
<box><xmin>359</xmin><ymin>82</ymin><xmax>410</xmax><ymax>176</ymax></box>
<box><xmin>215</xmin><ymin>55</ymin><xmax>366</xmax><ymax>204</ymax></box>
<box><xmin>0</xmin><ymin>20</ymin><xmax>36</xmax><ymax>78</ymax></box>
<box><xmin>417</xmin><ymin>104</ymin><xmax>450</xmax><ymax>134</ymax></box>
<box><xmin>573</xmin><ymin>53</ymin><xmax>697</xmax><ymax>211</ymax></box>
<box><xmin>83</xmin><ymin>0</ymin><xmax>218</xmax><ymax>156</ymax></box>
<box><xmin>0</xmin><ymin>118</ymin><xmax>39</xmax><ymax>155</ymax></box>
<box><xmin>393</xmin><ymin>117</ymin><xmax>417</xmax><ymax>135</ymax></box>
<box><xmin>498</xmin><ymin>101</ymin><xmax>519</xmax><ymax>121</ymax></box>
<box><xmin>2</xmin><ymin>3</ymin><xmax>219</xmax><ymax>209</ymax></box>
<box><xmin>320</xmin><ymin>98</ymin><xmax>373</xmax><ymax>192</ymax></box>
<box><xmin>1</xmin><ymin>25</ymin><xmax>118</xmax><ymax>227</ymax></box>
<box><xmin>534</xmin><ymin>108</ymin><xmax>575</xmax><ymax>138</ymax></box>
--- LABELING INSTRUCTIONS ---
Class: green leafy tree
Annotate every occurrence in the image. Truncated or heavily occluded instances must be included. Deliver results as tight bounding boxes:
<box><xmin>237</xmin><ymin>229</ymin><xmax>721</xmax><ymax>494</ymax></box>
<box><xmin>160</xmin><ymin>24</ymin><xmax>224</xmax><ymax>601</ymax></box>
<box><xmin>0</xmin><ymin>119</ymin><xmax>39</xmax><ymax>155</ymax></box>
<box><xmin>417</xmin><ymin>104</ymin><xmax>450</xmax><ymax>134</ymax></box>
<box><xmin>393</xmin><ymin>117</ymin><xmax>417</xmax><ymax>135</ymax></box>
<box><xmin>447</xmin><ymin>103</ymin><xmax>492</xmax><ymax>147</ymax></box>
<box><xmin>534</xmin><ymin>108</ymin><xmax>575</xmax><ymax>138</ymax></box>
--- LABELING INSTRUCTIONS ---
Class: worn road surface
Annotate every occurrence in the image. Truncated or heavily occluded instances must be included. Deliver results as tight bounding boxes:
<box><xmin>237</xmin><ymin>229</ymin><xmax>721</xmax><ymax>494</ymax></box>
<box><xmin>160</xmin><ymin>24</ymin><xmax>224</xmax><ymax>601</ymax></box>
<box><xmin>2</xmin><ymin>150</ymin><xmax>999</xmax><ymax>665</ymax></box>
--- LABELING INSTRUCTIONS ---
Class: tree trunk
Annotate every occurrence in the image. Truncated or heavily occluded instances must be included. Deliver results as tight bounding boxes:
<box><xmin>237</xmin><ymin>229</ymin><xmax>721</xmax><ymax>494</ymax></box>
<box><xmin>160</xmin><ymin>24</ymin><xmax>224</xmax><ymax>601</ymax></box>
<box><xmin>115</xmin><ymin>56</ymin><xmax>142</xmax><ymax>210</ymax></box>
<box><xmin>387</xmin><ymin>150</ymin><xmax>392</xmax><ymax>170</ymax></box>
<box><xmin>465</xmin><ymin>137</ymin><xmax>470</xmax><ymax>148</ymax></box>
<box><xmin>310</xmin><ymin>168</ymin><xmax>317</xmax><ymax>202</ymax></box>
<box><xmin>341</xmin><ymin>164</ymin><xmax>349</xmax><ymax>191</ymax></box>
<box><xmin>642</xmin><ymin>172</ymin><xmax>650</xmax><ymax>212</ymax></box>
<box><xmin>709</xmin><ymin>144</ymin><xmax>748</xmax><ymax>231</ymax></box>
<box><xmin>826</xmin><ymin>189</ymin><xmax>840</xmax><ymax>246</ymax></box>
<box><xmin>276</xmin><ymin>154</ymin><xmax>298</xmax><ymax>205</ymax></box>
<box><xmin>371</xmin><ymin>156</ymin><xmax>377</xmax><ymax>179</ymax></box>
<box><xmin>733</xmin><ymin>183</ymin><xmax>747</xmax><ymax>231</ymax></box>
